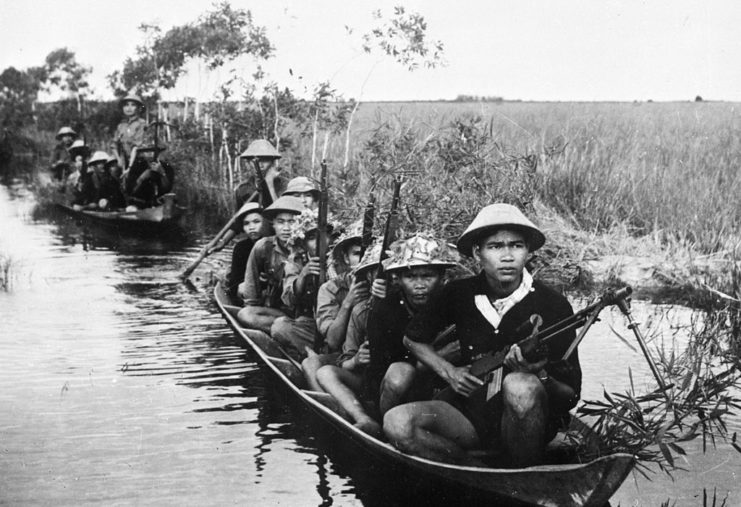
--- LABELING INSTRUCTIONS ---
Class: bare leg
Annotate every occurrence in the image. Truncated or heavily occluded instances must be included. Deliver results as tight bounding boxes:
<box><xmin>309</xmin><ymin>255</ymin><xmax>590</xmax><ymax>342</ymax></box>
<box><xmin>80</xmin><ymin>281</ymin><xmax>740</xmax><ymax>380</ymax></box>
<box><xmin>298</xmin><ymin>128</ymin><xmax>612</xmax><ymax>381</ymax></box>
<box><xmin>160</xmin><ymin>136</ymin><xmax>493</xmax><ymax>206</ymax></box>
<box><xmin>501</xmin><ymin>372</ymin><xmax>548</xmax><ymax>467</ymax></box>
<box><xmin>316</xmin><ymin>365</ymin><xmax>381</xmax><ymax>437</ymax></box>
<box><xmin>383</xmin><ymin>401</ymin><xmax>482</xmax><ymax>466</ymax></box>
<box><xmin>301</xmin><ymin>353</ymin><xmax>338</xmax><ymax>392</ymax></box>
<box><xmin>237</xmin><ymin>306</ymin><xmax>285</xmax><ymax>334</ymax></box>
<box><xmin>379</xmin><ymin>362</ymin><xmax>416</xmax><ymax>415</ymax></box>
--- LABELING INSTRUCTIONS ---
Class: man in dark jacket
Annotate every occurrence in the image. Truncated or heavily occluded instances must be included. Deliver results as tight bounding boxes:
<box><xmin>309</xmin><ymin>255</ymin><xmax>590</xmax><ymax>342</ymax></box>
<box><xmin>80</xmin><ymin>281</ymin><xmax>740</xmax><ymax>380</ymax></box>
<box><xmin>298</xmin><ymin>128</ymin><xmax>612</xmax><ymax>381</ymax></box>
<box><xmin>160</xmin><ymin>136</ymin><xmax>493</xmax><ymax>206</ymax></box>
<box><xmin>384</xmin><ymin>204</ymin><xmax>581</xmax><ymax>467</ymax></box>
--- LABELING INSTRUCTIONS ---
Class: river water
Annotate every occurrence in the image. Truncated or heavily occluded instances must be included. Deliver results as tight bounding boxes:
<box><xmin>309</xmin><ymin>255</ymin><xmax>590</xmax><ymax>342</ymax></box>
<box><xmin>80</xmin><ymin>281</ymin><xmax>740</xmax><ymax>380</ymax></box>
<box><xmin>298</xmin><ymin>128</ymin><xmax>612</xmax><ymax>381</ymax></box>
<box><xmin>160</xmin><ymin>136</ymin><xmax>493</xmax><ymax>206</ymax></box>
<box><xmin>0</xmin><ymin>179</ymin><xmax>738</xmax><ymax>506</ymax></box>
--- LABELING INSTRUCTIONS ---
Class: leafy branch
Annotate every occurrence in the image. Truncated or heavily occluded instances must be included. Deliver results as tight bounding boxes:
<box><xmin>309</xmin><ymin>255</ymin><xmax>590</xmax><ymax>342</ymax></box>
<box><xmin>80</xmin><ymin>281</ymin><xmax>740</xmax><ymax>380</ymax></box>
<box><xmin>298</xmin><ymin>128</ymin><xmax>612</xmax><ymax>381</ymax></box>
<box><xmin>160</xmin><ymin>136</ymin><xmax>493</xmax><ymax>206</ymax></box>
<box><xmin>578</xmin><ymin>293</ymin><xmax>741</xmax><ymax>477</ymax></box>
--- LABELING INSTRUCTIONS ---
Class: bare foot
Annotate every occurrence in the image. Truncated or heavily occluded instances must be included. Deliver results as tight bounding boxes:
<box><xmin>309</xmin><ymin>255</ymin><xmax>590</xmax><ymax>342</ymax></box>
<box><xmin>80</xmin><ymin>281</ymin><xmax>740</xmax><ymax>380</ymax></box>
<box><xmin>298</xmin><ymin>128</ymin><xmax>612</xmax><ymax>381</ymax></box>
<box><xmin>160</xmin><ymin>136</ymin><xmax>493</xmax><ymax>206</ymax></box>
<box><xmin>354</xmin><ymin>418</ymin><xmax>382</xmax><ymax>438</ymax></box>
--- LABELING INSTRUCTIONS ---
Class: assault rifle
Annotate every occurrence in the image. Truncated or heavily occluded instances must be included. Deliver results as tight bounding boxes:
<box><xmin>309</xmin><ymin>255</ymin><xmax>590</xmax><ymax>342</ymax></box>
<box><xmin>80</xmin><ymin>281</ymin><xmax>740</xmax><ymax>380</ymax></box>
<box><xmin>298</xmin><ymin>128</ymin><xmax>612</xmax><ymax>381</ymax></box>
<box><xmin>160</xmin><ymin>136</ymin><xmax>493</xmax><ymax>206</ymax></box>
<box><xmin>454</xmin><ymin>286</ymin><xmax>633</xmax><ymax>396</ymax></box>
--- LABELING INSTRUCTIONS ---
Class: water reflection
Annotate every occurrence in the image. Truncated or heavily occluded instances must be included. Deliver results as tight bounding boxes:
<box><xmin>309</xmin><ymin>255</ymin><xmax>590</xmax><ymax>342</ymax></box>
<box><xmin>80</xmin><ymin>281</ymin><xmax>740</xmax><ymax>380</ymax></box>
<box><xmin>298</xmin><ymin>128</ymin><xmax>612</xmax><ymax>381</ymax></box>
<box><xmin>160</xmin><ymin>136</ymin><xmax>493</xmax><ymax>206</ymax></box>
<box><xmin>1</xmin><ymin>180</ymin><xmax>739</xmax><ymax>506</ymax></box>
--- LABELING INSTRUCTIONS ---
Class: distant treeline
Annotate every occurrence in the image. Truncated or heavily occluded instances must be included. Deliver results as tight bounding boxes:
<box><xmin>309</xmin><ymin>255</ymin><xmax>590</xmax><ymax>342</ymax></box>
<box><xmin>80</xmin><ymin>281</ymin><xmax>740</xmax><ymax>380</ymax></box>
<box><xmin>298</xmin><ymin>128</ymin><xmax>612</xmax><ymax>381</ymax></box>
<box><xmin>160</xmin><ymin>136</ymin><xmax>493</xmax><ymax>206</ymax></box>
<box><xmin>453</xmin><ymin>95</ymin><xmax>505</xmax><ymax>103</ymax></box>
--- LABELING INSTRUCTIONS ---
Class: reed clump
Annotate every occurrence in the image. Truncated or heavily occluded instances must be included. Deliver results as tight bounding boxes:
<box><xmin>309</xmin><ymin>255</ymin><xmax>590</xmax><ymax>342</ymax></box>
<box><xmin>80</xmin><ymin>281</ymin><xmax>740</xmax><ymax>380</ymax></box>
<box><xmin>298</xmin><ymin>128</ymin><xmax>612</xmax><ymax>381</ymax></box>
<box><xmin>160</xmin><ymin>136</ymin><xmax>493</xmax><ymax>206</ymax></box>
<box><xmin>0</xmin><ymin>253</ymin><xmax>15</xmax><ymax>291</ymax></box>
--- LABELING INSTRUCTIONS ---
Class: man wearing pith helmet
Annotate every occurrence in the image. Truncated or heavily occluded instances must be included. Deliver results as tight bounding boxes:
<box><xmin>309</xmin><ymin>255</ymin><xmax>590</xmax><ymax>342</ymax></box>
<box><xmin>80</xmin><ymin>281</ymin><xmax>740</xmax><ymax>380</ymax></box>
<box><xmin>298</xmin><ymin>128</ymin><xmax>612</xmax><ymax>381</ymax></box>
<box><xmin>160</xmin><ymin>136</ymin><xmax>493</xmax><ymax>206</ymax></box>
<box><xmin>237</xmin><ymin>195</ymin><xmax>304</xmax><ymax>333</ymax></box>
<box><xmin>50</xmin><ymin>126</ymin><xmax>77</xmax><ymax>179</ymax></box>
<box><xmin>235</xmin><ymin>139</ymin><xmax>286</xmax><ymax>208</ymax></box>
<box><xmin>384</xmin><ymin>203</ymin><xmax>581</xmax><ymax>467</ymax></box>
<box><xmin>282</xmin><ymin>176</ymin><xmax>320</xmax><ymax>210</ymax></box>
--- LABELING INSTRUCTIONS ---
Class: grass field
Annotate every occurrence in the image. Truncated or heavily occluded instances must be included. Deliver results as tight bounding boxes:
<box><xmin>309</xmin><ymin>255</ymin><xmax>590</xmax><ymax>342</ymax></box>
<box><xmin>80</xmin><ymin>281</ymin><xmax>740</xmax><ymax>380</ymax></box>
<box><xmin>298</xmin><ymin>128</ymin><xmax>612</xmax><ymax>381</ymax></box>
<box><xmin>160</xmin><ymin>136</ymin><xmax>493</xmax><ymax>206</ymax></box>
<box><xmin>26</xmin><ymin>99</ymin><xmax>741</xmax><ymax>297</ymax></box>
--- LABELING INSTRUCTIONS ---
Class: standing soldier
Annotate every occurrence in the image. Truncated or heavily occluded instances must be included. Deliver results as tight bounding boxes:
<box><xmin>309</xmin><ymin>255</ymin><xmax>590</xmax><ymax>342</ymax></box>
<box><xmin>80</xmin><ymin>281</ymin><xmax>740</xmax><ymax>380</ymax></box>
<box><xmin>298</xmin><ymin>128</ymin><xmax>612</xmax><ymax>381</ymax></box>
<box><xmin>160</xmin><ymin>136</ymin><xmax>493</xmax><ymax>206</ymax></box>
<box><xmin>235</xmin><ymin>139</ymin><xmax>285</xmax><ymax>209</ymax></box>
<box><xmin>114</xmin><ymin>94</ymin><xmax>147</xmax><ymax>169</ymax></box>
<box><xmin>50</xmin><ymin>126</ymin><xmax>77</xmax><ymax>180</ymax></box>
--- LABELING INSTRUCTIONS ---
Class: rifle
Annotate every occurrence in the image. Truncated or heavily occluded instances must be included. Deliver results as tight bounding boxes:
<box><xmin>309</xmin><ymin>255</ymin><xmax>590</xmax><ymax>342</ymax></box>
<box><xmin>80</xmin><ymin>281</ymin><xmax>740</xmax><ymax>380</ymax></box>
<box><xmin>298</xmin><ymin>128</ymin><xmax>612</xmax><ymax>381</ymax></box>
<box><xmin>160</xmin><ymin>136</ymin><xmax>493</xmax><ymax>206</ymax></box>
<box><xmin>360</xmin><ymin>192</ymin><xmax>375</xmax><ymax>255</ymax></box>
<box><xmin>251</xmin><ymin>157</ymin><xmax>274</xmax><ymax>208</ymax></box>
<box><xmin>452</xmin><ymin>286</ymin><xmax>633</xmax><ymax>397</ymax></box>
<box><xmin>312</xmin><ymin>160</ymin><xmax>330</xmax><ymax>351</ymax></box>
<box><xmin>316</xmin><ymin>160</ymin><xmax>330</xmax><ymax>287</ymax></box>
<box><xmin>370</xmin><ymin>177</ymin><xmax>402</xmax><ymax>285</ymax></box>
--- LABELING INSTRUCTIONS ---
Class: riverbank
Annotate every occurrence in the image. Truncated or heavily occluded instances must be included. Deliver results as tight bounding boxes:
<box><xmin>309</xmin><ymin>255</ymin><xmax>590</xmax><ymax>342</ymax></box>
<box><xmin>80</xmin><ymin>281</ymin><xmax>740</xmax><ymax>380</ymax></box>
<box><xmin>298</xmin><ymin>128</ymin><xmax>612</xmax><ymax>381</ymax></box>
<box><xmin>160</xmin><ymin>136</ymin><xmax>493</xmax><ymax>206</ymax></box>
<box><xmin>533</xmin><ymin>198</ymin><xmax>739</xmax><ymax>307</ymax></box>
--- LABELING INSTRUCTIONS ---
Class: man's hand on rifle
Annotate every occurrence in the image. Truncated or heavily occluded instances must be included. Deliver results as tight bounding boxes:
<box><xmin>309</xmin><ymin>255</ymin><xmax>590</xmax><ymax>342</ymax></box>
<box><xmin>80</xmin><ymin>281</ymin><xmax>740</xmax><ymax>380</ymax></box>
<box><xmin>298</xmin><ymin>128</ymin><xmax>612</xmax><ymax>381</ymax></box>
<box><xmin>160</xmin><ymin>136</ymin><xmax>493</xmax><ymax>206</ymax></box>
<box><xmin>345</xmin><ymin>279</ymin><xmax>370</xmax><ymax>307</ymax></box>
<box><xmin>295</xmin><ymin>256</ymin><xmax>322</xmax><ymax>295</ymax></box>
<box><xmin>263</xmin><ymin>163</ymin><xmax>281</xmax><ymax>184</ymax></box>
<box><xmin>444</xmin><ymin>365</ymin><xmax>484</xmax><ymax>398</ymax></box>
<box><xmin>353</xmin><ymin>342</ymin><xmax>371</xmax><ymax>367</ymax></box>
<box><xmin>504</xmin><ymin>344</ymin><xmax>547</xmax><ymax>374</ymax></box>
<box><xmin>370</xmin><ymin>279</ymin><xmax>387</xmax><ymax>299</ymax></box>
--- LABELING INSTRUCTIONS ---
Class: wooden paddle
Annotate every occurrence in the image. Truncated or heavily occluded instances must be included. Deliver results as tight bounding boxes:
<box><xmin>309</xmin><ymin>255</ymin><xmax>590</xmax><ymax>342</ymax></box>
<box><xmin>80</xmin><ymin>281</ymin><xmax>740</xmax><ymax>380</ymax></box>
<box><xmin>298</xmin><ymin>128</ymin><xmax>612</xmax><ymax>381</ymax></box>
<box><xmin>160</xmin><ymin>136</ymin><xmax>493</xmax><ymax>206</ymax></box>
<box><xmin>180</xmin><ymin>218</ymin><xmax>238</xmax><ymax>280</ymax></box>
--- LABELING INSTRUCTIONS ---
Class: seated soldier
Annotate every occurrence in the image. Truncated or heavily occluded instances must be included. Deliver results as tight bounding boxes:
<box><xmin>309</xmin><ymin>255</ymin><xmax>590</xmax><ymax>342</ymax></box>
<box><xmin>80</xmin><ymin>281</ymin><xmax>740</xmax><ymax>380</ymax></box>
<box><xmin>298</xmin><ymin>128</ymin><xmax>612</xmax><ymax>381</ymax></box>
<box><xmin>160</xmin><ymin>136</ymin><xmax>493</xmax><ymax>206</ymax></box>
<box><xmin>316</xmin><ymin>234</ymin><xmax>459</xmax><ymax>437</ymax></box>
<box><xmin>314</xmin><ymin>243</ymin><xmax>384</xmax><ymax>432</ymax></box>
<box><xmin>237</xmin><ymin>195</ymin><xmax>304</xmax><ymax>333</ymax></box>
<box><xmin>114</xmin><ymin>94</ymin><xmax>147</xmax><ymax>169</ymax></box>
<box><xmin>122</xmin><ymin>147</ymin><xmax>174</xmax><ymax>209</ymax></box>
<box><xmin>270</xmin><ymin>208</ymin><xmax>336</xmax><ymax>361</ymax></box>
<box><xmin>282</xmin><ymin>176</ymin><xmax>319</xmax><ymax>210</ymax></box>
<box><xmin>301</xmin><ymin>231</ymin><xmax>386</xmax><ymax>392</ymax></box>
<box><xmin>66</xmin><ymin>140</ymin><xmax>93</xmax><ymax>207</ymax></box>
<box><xmin>50</xmin><ymin>126</ymin><xmax>77</xmax><ymax>180</ymax></box>
<box><xmin>86</xmin><ymin>151</ymin><xmax>126</xmax><ymax>210</ymax></box>
<box><xmin>225</xmin><ymin>202</ymin><xmax>266</xmax><ymax>300</ymax></box>
<box><xmin>383</xmin><ymin>204</ymin><xmax>581</xmax><ymax>467</ymax></box>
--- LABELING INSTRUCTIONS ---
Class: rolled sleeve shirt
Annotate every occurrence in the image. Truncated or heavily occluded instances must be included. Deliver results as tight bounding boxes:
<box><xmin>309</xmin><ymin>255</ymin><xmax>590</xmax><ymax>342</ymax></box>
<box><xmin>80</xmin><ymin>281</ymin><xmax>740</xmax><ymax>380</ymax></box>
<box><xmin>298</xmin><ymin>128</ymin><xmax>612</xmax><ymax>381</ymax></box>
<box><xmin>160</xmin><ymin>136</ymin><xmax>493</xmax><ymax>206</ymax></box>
<box><xmin>315</xmin><ymin>272</ymin><xmax>352</xmax><ymax>339</ymax></box>
<box><xmin>114</xmin><ymin>117</ymin><xmax>147</xmax><ymax>155</ymax></box>
<box><xmin>241</xmin><ymin>236</ymin><xmax>290</xmax><ymax>310</ymax></box>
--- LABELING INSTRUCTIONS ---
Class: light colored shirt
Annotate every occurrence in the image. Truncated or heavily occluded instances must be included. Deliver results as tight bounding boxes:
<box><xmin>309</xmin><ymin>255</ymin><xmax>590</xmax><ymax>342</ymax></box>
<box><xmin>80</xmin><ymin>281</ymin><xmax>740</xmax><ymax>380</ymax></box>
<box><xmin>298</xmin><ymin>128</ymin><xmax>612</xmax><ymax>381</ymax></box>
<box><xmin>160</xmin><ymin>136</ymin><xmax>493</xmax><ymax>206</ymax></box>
<box><xmin>336</xmin><ymin>299</ymin><xmax>370</xmax><ymax>367</ymax></box>
<box><xmin>239</xmin><ymin>236</ymin><xmax>290</xmax><ymax>309</ymax></box>
<box><xmin>314</xmin><ymin>272</ymin><xmax>352</xmax><ymax>339</ymax></box>
<box><xmin>114</xmin><ymin>116</ymin><xmax>147</xmax><ymax>156</ymax></box>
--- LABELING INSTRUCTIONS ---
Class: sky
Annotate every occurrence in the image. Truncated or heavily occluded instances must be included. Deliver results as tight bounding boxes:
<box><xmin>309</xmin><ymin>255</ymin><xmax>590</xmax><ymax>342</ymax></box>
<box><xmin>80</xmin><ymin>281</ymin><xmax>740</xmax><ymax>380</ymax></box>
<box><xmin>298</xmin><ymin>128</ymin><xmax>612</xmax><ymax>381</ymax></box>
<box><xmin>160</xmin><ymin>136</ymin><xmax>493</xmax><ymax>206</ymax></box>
<box><xmin>2</xmin><ymin>0</ymin><xmax>741</xmax><ymax>102</ymax></box>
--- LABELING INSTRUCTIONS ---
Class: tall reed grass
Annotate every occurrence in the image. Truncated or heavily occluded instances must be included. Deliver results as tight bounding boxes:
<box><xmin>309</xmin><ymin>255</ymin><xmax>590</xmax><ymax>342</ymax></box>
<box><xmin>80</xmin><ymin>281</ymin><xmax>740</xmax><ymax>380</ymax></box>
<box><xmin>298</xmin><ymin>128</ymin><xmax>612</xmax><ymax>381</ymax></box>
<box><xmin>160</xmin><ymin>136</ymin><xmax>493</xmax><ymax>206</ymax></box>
<box><xmin>0</xmin><ymin>253</ymin><xmax>15</xmax><ymax>291</ymax></box>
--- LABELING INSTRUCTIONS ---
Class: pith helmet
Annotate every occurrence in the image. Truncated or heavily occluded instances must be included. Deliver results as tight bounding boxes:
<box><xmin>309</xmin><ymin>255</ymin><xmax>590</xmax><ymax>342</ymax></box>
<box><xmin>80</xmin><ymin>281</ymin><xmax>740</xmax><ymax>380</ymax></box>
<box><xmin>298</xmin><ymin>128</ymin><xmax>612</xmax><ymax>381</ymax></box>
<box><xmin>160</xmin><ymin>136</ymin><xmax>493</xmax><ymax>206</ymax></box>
<box><xmin>120</xmin><ymin>94</ymin><xmax>144</xmax><ymax>107</ymax></box>
<box><xmin>68</xmin><ymin>140</ymin><xmax>91</xmax><ymax>158</ymax></box>
<box><xmin>262</xmin><ymin>195</ymin><xmax>305</xmax><ymax>220</ymax></box>
<box><xmin>456</xmin><ymin>203</ymin><xmax>546</xmax><ymax>257</ymax></box>
<box><xmin>56</xmin><ymin>126</ymin><xmax>77</xmax><ymax>140</ymax></box>
<box><xmin>239</xmin><ymin>139</ymin><xmax>281</xmax><ymax>159</ymax></box>
<box><xmin>88</xmin><ymin>151</ymin><xmax>110</xmax><ymax>165</ymax></box>
<box><xmin>283</xmin><ymin>176</ymin><xmax>320</xmax><ymax>200</ymax></box>
<box><xmin>105</xmin><ymin>154</ymin><xmax>119</xmax><ymax>167</ymax></box>
<box><xmin>236</xmin><ymin>201</ymin><xmax>263</xmax><ymax>220</ymax></box>
<box><xmin>352</xmin><ymin>239</ymin><xmax>384</xmax><ymax>278</ymax></box>
<box><xmin>383</xmin><ymin>234</ymin><xmax>459</xmax><ymax>273</ymax></box>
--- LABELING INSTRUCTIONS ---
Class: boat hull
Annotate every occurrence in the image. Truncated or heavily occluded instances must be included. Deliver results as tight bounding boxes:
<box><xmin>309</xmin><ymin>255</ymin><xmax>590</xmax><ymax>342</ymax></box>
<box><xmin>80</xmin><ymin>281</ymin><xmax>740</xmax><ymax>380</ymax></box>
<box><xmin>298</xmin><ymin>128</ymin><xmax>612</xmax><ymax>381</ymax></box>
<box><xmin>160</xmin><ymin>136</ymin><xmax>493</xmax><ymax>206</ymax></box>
<box><xmin>54</xmin><ymin>193</ymin><xmax>184</xmax><ymax>234</ymax></box>
<box><xmin>214</xmin><ymin>282</ymin><xmax>634</xmax><ymax>507</ymax></box>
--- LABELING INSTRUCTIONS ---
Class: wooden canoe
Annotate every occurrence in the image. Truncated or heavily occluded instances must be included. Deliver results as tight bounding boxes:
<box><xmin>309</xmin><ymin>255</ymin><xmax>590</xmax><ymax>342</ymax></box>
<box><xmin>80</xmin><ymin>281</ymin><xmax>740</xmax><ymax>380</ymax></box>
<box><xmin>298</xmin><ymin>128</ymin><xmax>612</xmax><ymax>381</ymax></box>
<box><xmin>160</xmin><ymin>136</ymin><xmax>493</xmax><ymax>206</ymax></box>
<box><xmin>213</xmin><ymin>282</ymin><xmax>635</xmax><ymax>507</ymax></box>
<box><xmin>55</xmin><ymin>193</ymin><xmax>184</xmax><ymax>233</ymax></box>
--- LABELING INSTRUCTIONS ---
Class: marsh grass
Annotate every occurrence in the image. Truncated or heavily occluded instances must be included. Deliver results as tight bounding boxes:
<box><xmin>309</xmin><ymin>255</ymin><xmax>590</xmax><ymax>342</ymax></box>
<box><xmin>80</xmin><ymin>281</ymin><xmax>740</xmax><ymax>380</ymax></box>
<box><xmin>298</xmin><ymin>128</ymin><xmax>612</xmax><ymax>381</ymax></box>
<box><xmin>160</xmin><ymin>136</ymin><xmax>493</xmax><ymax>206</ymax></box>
<box><xmin>0</xmin><ymin>253</ymin><xmax>15</xmax><ymax>291</ymax></box>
